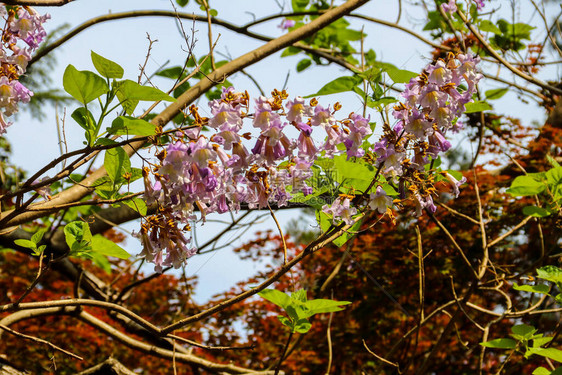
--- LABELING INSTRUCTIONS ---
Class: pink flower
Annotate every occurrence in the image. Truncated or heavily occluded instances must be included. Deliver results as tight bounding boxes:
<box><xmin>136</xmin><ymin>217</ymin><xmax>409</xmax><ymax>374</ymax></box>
<box><xmin>278</xmin><ymin>19</ymin><xmax>296</xmax><ymax>30</ymax></box>
<box><xmin>322</xmin><ymin>196</ymin><xmax>357</xmax><ymax>225</ymax></box>
<box><xmin>368</xmin><ymin>186</ymin><xmax>393</xmax><ymax>214</ymax></box>
<box><xmin>441</xmin><ymin>0</ymin><xmax>457</xmax><ymax>13</ymax></box>
<box><xmin>285</xmin><ymin>96</ymin><xmax>313</xmax><ymax>123</ymax></box>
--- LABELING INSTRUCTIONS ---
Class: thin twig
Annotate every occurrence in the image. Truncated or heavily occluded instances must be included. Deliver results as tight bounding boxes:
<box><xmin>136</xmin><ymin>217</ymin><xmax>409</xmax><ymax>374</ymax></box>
<box><xmin>363</xmin><ymin>339</ymin><xmax>399</xmax><ymax>368</ymax></box>
<box><xmin>274</xmin><ymin>331</ymin><xmax>293</xmax><ymax>375</ymax></box>
<box><xmin>0</xmin><ymin>323</ymin><xmax>83</xmax><ymax>360</ymax></box>
<box><xmin>268</xmin><ymin>203</ymin><xmax>288</xmax><ymax>264</ymax></box>
<box><xmin>456</xmin><ymin>8</ymin><xmax>562</xmax><ymax>95</ymax></box>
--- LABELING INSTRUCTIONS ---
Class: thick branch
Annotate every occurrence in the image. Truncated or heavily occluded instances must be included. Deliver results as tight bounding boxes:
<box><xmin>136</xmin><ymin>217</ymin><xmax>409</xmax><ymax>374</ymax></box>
<box><xmin>0</xmin><ymin>308</ymin><xmax>275</xmax><ymax>374</ymax></box>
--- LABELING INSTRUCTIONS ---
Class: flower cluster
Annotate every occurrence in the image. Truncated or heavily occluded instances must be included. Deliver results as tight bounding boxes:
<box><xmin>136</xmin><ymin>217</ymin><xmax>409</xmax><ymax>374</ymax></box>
<box><xmin>373</xmin><ymin>52</ymin><xmax>480</xmax><ymax>215</ymax></box>
<box><xmin>139</xmin><ymin>52</ymin><xmax>481</xmax><ymax>270</ymax></box>
<box><xmin>442</xmin><ymin>0</ymin><xmax>486</xmax><ymax>14</ymax></box>
<box><xmin>0</xmin><ymin>5</ymin><xmax>49</xmax><ymax>133</ymax></box>
<box><xmin>140</xmin><ymin>88</ymin><xmax>372</xmax><ymax>270</ymax></box>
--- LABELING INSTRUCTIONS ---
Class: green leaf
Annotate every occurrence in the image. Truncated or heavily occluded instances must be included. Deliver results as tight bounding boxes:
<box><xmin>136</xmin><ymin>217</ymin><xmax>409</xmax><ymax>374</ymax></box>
<box><xmin>513</xmin><ymin>283</ymin><xmax>550</xmax><ymax>294</ymax></box>
<box><xmin>156</xmin><ymin>66</ymin><xmax>185</xmax><ymax>79</ymax></box>
<box><xmin>128</xmin><ymin>168</ymin><xmax>143</xmax><ymax>183</ymax></box>
<box><xmin>480</xmin><ymin>338</ymin><xmax>517</xmax><ymax>349</ymax></box>
<box><xmin>479</xmin><ymin>20</ymin><xmax>502</xmax><ymax>35</ymax></box>
<box><xmin>533</xmin><ymin>368</ymin><xmax>554</xmax><ymax>375</ymax></box>
<box><xmin>485</xmin><ymin>88</ymin><xmax>509</xmax><ymax>100</ymax></box>
<box><xmin>63</xmin><ymin>64</ymin><xmax>108</xmax><ymax>104</ymax></box>
<box><xmin>209</xmin><ymin>9</ymin><xmax>218</xmax><ymax>17</ymax></box>
<box><xmin>285</xmin><ymin>303</ymin><xmax>306</xmax><ymax>321</ymax></box>
<box><xmin>305</xmin><ymin>299</ymin><xmax>351</xmax><ymax>316</ymax></box>
<box><xmin>115</xmin><ymin>79</ymin><xmax>175</xmax><ymax>102</ymax></box>
<box><xmin>121</xmin><ymin>197</ymin><xmax>148</xmax><ymax>216</ymax></box>
<box><xmin>367</xmin><ymin>96</ymin><xmax>397</xmax><ymax>109</ymax></box>
<box><xmin>14</xmin><ymin>239</ymin><xmax>36</xmax><ymax>250</ymax></box>
<box><xmin>277</xmin><ymin>315</ymin><xmax>294</xmax><ymax>330</ymax></box>
<box><xmin>31</xmin><ymin>229</ymin><xmax>47</xmax><ymax>244</ymax></box>
<box><xmin>537</xmin><ymin>266</ymin><xmax>562</xmax><ymax>284</ymax></box>
<box><xmin>522</xmin><ymin>206</ymin><xmax>551</xmax><ymax>218</ymax></box>
<box><xmin>258</xmin><ymin>289</ymin><xmax>292</xmax><ymax>309</ymax></box>
<box><xmin>464</xmin><ymin>100</ymin><xmax>493</xmax><ymax>113</ymax></box>
<box><xmin>114</xmin><ymin>79</ymin><xmax>175</xmax><ymax>114</ymax></box>
<box><xmin>385</xmin><ymin>67</ymin><xmax>418</xmax><ymax>84</ymax></box>
<box><xmin>382</xmin><ymin>183</ymin><xmax>398</xmax><ymax>196</ymax></box>
<box><xmin>64</xmin><ymin>221</ymin><xmax>93</xmax><ymax>253</ymax></box>
<box><xmin>306</xmin><ymin>76</ymin><xmax>362</xmax><ymax>98</ymax></box>
<box><xmin>317</xmin><ymin>210</ymin><xmax>332</xmax><ymax>233</ymax></box>
<box><xmin>294</xmin><ymin>319</ymin><xmax>312</xmax><ymax>333</ymax></box>
<box><xmin>296</xmin><ymin>58</ymin><xmax>312</xmax><ymax>72</ymax></box>
<box><xmin>533</xmin><ymin>336</ymin><xmax>553</xmax><ymax>348</ymax></box>
<box><xmin>533</xmin><ymin>368</ymin><xmax>562</xmax><ymax>375</ymax></box>
<box><xmin>546</xmin><ymin>166</ymin><xmax>562</xmax><ymax>185</ymax></box>
<box><xmin>507</xmin><ymin>175</ymin><xmax>546</xmax><ymax>196</ymax></box>
<box><xmin>281</xmin><ymin>46</ymin><xmax>301</xmax><ymax>57</ymax></box>
<box><xmin>332</xmin><ymin>154</ymin><xmax>377</xmax><ymax>193</ymax></box>
<box><xmin>71</xmin><ymin>107</ymin><xmax>97</xmax><ymax>145</ymax></box>
<box><xmin>35</xmin><ymin>245</ymin><xmax>46</xmax><ymax>256</ymax></box>
<box><xmin>89</xmin><ymin>251</ymin><xmax>112</xmax><ymax>273</ymax></box>
<box><xmin>94</xmin><ymin>176</ymin><xmax>115</xmax><ymax>200</ymax></box>
<box><xmin>91</xmin><ymin>235</ymin><xmax>130</xmax><ymax>259</ymax></box>
<box><xmin>107</xmin><ymin>116</ymin><xmax>156</xmax><ymax>137</ymax></box>
<box><xmin>104</xmin><ymin>146</ymin><xmax>131</xmax><ymax>184</ymax></box>
<box><xmin>528</xmin><ymin>348</ymin><xmax>562</xmax><ymax>363</ymax></box>
<box><xmin>292</xmin><ymin>0</ymin><xmax>309</xmax><ymax>11</ymax></box>
<box><xmin>291</xmin><ymin>289</ymin><xmax>307</xmax><ymax>303</ymax></box>
<box><xmin>511</xmin><ymin>324</ymin><xmax>537</xmax><ymax>340</ymax></box>
<box><xmin>91</xmin><ymin>51</ymin><xmax>124</xmax><ymax>79</ymax></box>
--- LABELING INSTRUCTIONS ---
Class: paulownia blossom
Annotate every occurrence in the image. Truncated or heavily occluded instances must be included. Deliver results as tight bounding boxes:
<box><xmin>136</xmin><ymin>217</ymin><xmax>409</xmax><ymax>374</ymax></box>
<box><xmin>139</xmin><ymin>52</ymin><xmax>480</xmax><ymax>270</ymax></box>
<box><xmin>0</xmin><ymin>5</ymin><xmax>49</xmax><ymax>133</ymax></box>
<box><xmin>372</xmin><ymin>52</ymin><xmax>481</xmax><ymax>215</ymax></box>
<box><xmin>140</xmin><ymin>89</ymin><xmax>372</xmax><ymax>271</ymax></box>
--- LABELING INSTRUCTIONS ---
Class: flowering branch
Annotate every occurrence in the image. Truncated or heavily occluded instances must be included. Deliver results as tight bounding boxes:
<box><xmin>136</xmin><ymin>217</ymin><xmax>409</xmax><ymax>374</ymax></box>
<box><xmin>0</xmin><ymin>0</ymin><xmax>369</xmax><ymax>230</ymax></box>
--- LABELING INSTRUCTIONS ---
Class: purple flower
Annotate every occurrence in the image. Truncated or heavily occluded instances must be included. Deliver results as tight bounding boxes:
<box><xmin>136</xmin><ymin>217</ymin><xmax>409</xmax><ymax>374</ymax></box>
<box><xmin>311</xmin><ymin>104</ymin><xmax>335</xmax><ymax>127</ymax></box>
<box><xmin>441</xmin><ymin>0</ymin><xmax>457</xmax><ymax>13</ymax></box>
<box><xmin>426</xmin><ymin>60</ymin><xmax>452</xmax><ymax>85</ymax></box>
<box><xmin>286</xmin><ymin>96</ymin><xmax>313</xmax><ymax>123</ymax></box>
<box><xmin>368</xmin><ymin>186</ymin><xmax>393</xmax><ymax>214</ymax></box>
<box><xmin>443</xmin><ymin>172</ymin><xmax>467</xmax><ymax>197</ymax></box>
<box><xmin>278</xmin><ymin>19</ymin><xmax>296</xmax><ymax>30</ymax></box>
<box><xmin>208</xmin><ymin>101</ymin><xmax>243</xmax><ymax>130</ymax></box>
<box><xmin>254</xmin><ymin>96</ymin><xmax>281</xmax><ymax>130</ymax></box>
<box><xmin>322</xmin><ymin>196</ymin><xmax>357</xmax><ymax>225</ymax></box>
<box><xmin>414</xmin><ymin>192</ymin><xmax>436</xmax><ymax>217</ymax></box>
<box><xmin>404</xmin><ymin>110</ymin><xmax>432</xmax><ymax>140</ymax></box>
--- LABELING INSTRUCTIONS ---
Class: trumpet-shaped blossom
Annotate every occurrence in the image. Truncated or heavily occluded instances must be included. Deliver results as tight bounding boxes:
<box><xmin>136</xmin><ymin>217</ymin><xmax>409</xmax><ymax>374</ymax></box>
<box><xmin>0</xmin><ymin>6</ymin><xmax>49</xmax><ymax>133</ymax></box>
<box><xmin>368</xmin><ymin>186</ymin><xmax>393</xmax><ymax>214</ymax></box>
<box><xmin>322</xmin><ymin>196</ymin><xmax>357</xmax><ymax>225</ymax></box>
